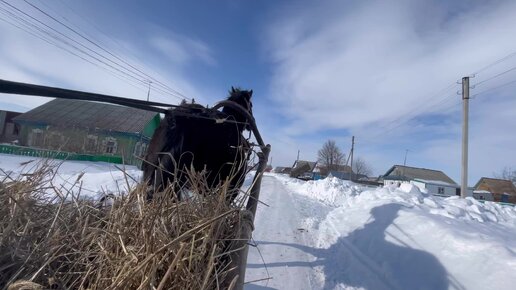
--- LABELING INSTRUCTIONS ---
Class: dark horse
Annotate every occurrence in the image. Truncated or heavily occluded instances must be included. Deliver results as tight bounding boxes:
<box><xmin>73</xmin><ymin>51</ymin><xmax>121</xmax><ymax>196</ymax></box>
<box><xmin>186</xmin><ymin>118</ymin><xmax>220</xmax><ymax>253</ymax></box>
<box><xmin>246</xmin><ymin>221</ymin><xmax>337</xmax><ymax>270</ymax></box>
<box><xmin>142</xmin><ymin>87</ymin><xmax>253</xmax><ymax>202</ymax></box>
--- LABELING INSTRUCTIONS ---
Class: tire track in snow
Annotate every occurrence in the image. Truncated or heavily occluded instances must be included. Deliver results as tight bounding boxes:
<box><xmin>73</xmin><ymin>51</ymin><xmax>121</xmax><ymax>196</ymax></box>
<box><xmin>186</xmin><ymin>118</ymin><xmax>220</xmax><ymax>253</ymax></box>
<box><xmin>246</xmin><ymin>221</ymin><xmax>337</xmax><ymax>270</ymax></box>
<box><xmin>245</xmin><ymin>175</ymin><xmax>321</xmax><ymax>290</ymax></box>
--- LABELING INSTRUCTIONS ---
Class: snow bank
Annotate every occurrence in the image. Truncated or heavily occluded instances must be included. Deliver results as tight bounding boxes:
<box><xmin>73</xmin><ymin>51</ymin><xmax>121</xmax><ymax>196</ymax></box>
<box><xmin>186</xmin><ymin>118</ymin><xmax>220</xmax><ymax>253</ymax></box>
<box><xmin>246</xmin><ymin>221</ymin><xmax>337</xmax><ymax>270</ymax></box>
<box><xmin>275</xmin><ymin>174</ymin><xmax>516</xmax><ymax>290</ymax></box>
<box><xmin>0</xmin><ymin>154</ymin><xmax>141</xmax><ymax>198</ymax></box>
<box><xmin>274</xmin><ymin>174</ymin><xmax>362</xmax><ymax>207</ymax></box>
<box><xmin>277</xmin><ymin>174</ymin><xmax>516</xmax><ymax>224</ymax></box>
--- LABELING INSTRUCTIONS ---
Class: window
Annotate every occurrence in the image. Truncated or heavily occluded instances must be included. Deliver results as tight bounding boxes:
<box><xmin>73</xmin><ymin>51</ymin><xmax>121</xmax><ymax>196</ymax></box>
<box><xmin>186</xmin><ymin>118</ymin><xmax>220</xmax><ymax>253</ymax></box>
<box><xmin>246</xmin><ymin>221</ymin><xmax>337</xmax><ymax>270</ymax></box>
<box><xmin>134</xmin><ymin>141</ymin><xmax>148</xmax><ymax>157</ymax></box>
<box><xmin>47</xmin><ymin>132</ymin><xmax>63</xmax><ymax>149</ymax></box>
<box><xmin>85</xmin><ymin>135</ymin><xmax>98</xmax><ymax>152</ymax></box>
<box><xmin>103</xmin><ymin>137</ymin><xmax>118</xmax><ymax>154</ymax></box>
<box><xmin>438</xmin><ymin>187</ymin><xmax>445</xmax><ymax>194</ymax></box>
<box><xmin>29</xmin><ymin>129</ymin><xmax>44</xmax><ymax>147</ymax></box>
<box><xmin>106</xmin><ymin>141</ymin><xmax>116</xmax><ymax>154</ymax></box>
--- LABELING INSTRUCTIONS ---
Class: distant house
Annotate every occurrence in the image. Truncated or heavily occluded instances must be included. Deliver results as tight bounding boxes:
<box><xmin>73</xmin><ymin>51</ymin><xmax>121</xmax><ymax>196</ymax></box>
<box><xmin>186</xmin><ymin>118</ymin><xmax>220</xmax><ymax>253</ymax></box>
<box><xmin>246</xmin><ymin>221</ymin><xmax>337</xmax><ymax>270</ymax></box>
<box><xmin>290</xmin><ymin>160</ymin><xmax>317</xmax><ymax>179</ymax></box>
<box><xmin>382</xmin><ymin>165</ymin><xmax>461</xmax><ymax>196</ymax></box>
<box><xmin>472</xmin><ymin>190</ymin><xmax>494</xmax><ymax>202</ymax></box>
<box><xmin>0</xmin><ymin>110</ymin><xmax>22</xmax><ymax>143</ymax></box>
<box><xmin>474</xmin><ymin>178</ymin><xmax>516</xmax><ymax>204</ymax></box>
<box><xmin>273</xmin><ymin>166</ymin><xmax>292</xmax><ymax>174</ymax></box>
<box><xmin>315</xmin><ymin>164</ymin><xmax>352</xmax><ymax>176</ymax></box>
<box><xmin>12</xmin><ymin>99</ymin><xmax>160</xmax><ymax>165</ymax></box>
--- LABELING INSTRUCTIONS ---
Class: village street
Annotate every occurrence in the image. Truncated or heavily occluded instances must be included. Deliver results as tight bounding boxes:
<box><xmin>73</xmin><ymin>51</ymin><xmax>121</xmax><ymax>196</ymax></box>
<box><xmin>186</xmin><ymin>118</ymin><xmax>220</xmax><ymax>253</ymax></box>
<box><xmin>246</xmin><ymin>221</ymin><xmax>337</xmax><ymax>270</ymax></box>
<box><xmin>245</xmin><ymin>175</ymin><xmax>337</xmax><ymax>289</ymax></box>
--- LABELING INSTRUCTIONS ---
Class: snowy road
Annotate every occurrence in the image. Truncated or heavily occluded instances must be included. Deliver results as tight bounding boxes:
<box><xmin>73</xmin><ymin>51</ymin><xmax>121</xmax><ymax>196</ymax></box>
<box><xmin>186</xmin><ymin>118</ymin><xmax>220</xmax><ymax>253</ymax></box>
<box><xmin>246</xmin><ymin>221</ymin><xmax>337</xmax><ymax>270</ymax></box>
<box><xmin>245</xmin><ymin>175</ymin><xmax>324</xmax><ymax>290</ymax></box>
<box><xmin>1</xmin><ymin>157</ymin><xmax>515</xmax><ymax>290</ymax></box>
<box><xmin>246</xmin><ymin>174</ymin><xmax>516</xmax><ymax>290</ymax></box>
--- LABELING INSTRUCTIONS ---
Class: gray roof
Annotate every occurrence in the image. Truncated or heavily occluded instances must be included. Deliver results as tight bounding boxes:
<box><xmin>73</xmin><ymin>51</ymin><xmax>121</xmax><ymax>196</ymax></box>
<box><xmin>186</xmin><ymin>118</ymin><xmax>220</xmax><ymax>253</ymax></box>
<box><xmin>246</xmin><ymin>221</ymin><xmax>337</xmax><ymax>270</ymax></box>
<box><xmin>293</xmin><ymin>160</ymin><xmax>317</xmax><ymax>171</ymax></box>
<box><xmin>383</xmin><ymin>165</ymin><xmax>457</xmax><ymax>185</ymax></box>
<box><xmin>13</xmin><ymin>99</ymin><xmax>158</xmax><ymax>134</ymax></box>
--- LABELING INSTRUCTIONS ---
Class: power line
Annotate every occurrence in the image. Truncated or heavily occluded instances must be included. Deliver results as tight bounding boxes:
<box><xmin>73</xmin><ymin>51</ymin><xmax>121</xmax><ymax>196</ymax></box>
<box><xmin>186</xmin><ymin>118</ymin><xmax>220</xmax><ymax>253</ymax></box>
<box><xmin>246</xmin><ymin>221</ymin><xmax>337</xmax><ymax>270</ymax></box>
<box><xmin>471</xmin><ymin>78</ymin><xmax>516</xmax><ymax>98</ymax></box>
<box><xmin>378</xmin><ymin>83</ymin><xmax>457</xmax><ymax>130</ymax></box>
<box><xmin>23</xmin><ymin>0</ymin><xmax>190</xmax><ymax>101</ymax></box>
<box><xmin>0</xmin><ymin>0</ymin><xmax>189</xmax><ymax>101</ymax></box>
<box><xmin>0</xmin><ymin>2</ymin><xmax>150</xmax><ymax>85</ymax></box>
<box><xmin>0</xmin><ymin>10</ymin><xmax>148</xmax><ymax>94</ymax></box>
<box><xmin>357</xmin><ymin>83</ymin><xmax>459</xmax><ymax>143</ymax></box>
<box><xmin>0</xmin><ymin>3</ymin><xmax>156</xmax><ymax>94</ymax></box>
<box><xmin>472</xmin><ymin>64</ymin><xmax>516</xmax><ymax>87</ymax></box>
<box><xmin>471</xmin><ymin>51</ymin><xmax>516</xmax><ymax>76</ymax></box>
<box><xmin>55</xmin><ymin>0</ymin><xmax>168</xmax><ymax>86</ymax></box>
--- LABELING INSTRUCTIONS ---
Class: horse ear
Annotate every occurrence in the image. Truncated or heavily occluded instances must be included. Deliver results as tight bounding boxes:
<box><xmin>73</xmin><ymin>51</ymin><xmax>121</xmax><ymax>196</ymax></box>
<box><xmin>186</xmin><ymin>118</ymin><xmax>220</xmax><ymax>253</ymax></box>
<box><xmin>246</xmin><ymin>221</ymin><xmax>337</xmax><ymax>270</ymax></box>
<box><xmin>249</xmin><ymin>90</ymin><xmax>253</xmax><ymax>97</ymax></box>
<box><xmin>231</xmin><ymin>86</ymin><xmax>235</xmax><ymax>92</ymax></box>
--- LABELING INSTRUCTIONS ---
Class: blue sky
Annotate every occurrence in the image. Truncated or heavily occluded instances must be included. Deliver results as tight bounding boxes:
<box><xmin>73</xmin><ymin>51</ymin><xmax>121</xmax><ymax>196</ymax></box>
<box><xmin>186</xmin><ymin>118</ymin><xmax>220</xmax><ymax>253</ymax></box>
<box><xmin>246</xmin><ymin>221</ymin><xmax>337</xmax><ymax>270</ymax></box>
<box><xmin>0</xmin><ymin>0</ymin><xmax>515</xmax><ymax>184</ymax></box>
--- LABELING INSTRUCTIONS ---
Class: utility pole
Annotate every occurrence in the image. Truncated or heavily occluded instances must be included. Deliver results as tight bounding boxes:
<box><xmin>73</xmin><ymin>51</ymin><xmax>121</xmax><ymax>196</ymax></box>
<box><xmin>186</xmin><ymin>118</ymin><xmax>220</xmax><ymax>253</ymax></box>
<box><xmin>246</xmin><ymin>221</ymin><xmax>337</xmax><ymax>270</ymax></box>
<box><xmin>461</xmin><ymin>77</ymin><xmax>470</xmax><ymax>198</ymax></box>
<box><xmin>350</xmin><ymin>136</ymin><xmax>355</xmax><ymax>181</ymax></box>
<box><xmin>403</xmin><ymin>149</ymin><xmax>409</xmax><ymax>166</ymax></box>
<box><xmin>146</xmin><ymin>81</ymin><xmax>152</xmax><ymax>102</ymax></box>
<box><xmin>292</xmin><ymin>149</ymin><xmax>300</xmax><ymax>168</ymax></box>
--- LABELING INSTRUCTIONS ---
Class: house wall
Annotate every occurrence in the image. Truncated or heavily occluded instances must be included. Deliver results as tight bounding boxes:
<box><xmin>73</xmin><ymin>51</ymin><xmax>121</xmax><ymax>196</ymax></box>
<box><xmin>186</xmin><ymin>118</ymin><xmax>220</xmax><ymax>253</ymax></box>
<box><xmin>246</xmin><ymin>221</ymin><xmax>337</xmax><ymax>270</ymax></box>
<box><xmin>425</xmin><ymin>183</ymin><xmax>459</xmax><ymax>196</ymax></box>
<box><xmin>0</xmin><ymin>111</ymin><xmax>21</xmax><ymax>143</ymax></box>
<box><xmin>411</xmin><ymin>180</ymin><xmax>474</xmax><ymax>197</ymax></box>
<box><xmin>17</xmin><ymin>123</ymin><xmax>149</xmax><ymax>165</ymax></box>
<box><xmin>143</xmin><ymin>114</ymin><xmax>161</xmax><ymax>137</ymax></box>
<box><xmin>410</xmin><ymin>181</ymin><xmax>428</xmax><ymax>193</ymax></box>
<box><xmin>0</xmin><ymin>111</ymin><xmax>5</xmax><ymax>135</ymax></box>
<box><xmin>383</xmin><ymin>179</ymin><xmax>410</xmax><ymax>187</ymax></box>
<box><xmin>475</xmin><ymin>182</ymin><xmax>516</xmax><ymax>204</ymax></box>
<box><xmin>473</xmin><ymin>191</ymin><xmax>494</xmax><ymax>201</ymax></box>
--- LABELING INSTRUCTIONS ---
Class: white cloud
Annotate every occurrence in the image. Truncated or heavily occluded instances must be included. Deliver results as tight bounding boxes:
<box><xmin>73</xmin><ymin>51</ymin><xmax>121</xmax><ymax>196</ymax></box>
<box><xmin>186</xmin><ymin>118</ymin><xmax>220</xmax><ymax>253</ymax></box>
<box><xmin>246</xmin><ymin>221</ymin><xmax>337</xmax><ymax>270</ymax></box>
<box><xmin>149</xmin><ymin>32</ymin><xmax>216</xmax><ymax>67</ymax></box>
<box><xmin>265</xmin><ymin>0</ymin><xmax>516</xmax><ymax>132</ymax></box>
<box><xmin>263</xmin><ymin>0</ymin><xmax>516</xmax><ymax>181</ymax></box>
<box><xmin>0</xmin><ymin>3</ymin><xmax>213</xmax><ymax>110</ymax></box>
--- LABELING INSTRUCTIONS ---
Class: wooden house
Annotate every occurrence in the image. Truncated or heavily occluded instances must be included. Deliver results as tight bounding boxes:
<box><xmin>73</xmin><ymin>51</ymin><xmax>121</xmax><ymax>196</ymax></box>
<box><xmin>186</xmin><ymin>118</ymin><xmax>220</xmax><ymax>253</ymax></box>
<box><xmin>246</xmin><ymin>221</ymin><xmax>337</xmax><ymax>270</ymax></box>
<box><xmin>0</xmin><ymin>110</ymin><xmax>22</xmax><ymax>143</ymax></box>
<box><xmin>474</xmin><ymin>177</ymin><xmax>516</xmax><ymax>204</ymax></box>
<box><xmin>12</xmin><ymin>99</ymin><xmax>160</xmax><ymax>165</ymax></box>
<box><xmin>290</xmin><ymin>160</ymin><xmax>317</xmax><ymax>179</ymax></box>
<box><xmin>273</xmin><ymin>166</ymin><xmax>292</xmax><ymax>174</ymax></box>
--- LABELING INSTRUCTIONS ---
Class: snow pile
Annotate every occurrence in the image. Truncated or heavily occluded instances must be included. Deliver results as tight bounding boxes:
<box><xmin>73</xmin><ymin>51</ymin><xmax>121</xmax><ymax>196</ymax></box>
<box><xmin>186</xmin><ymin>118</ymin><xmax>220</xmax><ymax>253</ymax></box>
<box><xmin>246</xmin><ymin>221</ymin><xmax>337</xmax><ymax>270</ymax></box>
<box><xmin>274</xmin><ymin>175</ymin><xmax>516</xmax><ymax>290</ymax></box>
<box><xmin>274</xmin><ymin>174</ymin><xmax>362</xmax><ymax>206</ymax></box>
<box><xmin>0</xmin><ymin>154</ymin><xmax>141</xmax><ymax>198</ymax></box>
<box><xmin>278</xmin><ymin>175</ymin><xmax>516</xmax><ymax>224</ymax></box>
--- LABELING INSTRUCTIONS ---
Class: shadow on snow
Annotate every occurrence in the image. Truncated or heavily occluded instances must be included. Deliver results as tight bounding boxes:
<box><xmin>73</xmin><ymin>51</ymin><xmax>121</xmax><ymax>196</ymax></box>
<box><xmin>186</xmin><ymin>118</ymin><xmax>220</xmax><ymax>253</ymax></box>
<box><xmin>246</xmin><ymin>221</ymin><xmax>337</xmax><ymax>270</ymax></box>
<box><xmin>248</xmin><ymin>203</ymin><xmax>460</xmax><ymax>290</ymax></box>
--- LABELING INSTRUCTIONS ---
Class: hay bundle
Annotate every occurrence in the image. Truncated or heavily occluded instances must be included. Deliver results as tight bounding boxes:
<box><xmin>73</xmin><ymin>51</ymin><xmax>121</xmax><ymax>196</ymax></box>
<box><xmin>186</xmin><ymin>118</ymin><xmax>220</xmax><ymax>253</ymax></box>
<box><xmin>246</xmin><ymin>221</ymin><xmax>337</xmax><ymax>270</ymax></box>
<box><xmin>0</xmin><ymin>164</ymin><xmax>247</xmax><ymax>289</ymax></box>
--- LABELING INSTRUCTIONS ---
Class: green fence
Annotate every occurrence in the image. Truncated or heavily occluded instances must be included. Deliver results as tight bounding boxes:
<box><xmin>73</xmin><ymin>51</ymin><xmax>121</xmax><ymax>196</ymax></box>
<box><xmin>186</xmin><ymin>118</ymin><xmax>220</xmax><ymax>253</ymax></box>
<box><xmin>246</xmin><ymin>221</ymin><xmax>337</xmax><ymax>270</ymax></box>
<box><xmin>0</xmin><ymin>144</ymin><xmax>124</xmax><ymax>164</ymax></box>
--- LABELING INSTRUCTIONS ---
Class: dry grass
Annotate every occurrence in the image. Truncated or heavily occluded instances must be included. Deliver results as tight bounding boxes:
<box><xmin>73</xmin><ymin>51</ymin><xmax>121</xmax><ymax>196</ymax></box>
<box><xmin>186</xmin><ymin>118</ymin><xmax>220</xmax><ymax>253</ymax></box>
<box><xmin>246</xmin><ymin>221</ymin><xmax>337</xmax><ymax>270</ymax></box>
<box><xmin>0</xmin><ymin>162</ymin><xmax>248</xmax><ymax>290</ymax></box>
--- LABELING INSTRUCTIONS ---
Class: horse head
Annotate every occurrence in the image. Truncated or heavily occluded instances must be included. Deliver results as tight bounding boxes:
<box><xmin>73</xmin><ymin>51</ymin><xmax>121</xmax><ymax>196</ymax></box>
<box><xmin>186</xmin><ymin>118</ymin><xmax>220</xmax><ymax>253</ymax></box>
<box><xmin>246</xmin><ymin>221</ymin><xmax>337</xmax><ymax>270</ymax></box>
<box><xmin>222</xmin><ymin>87</ymin><xmax>253</xmax><ymax>131</ymax></box>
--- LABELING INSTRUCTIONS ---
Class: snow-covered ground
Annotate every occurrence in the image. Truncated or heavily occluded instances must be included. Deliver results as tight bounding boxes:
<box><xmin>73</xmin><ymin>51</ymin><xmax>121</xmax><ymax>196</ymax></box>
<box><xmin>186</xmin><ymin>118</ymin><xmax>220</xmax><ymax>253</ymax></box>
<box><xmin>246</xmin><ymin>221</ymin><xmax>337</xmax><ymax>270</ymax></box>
<box><xmin>245</xmin><ymin>174</ymin><xmax>516</xmax><ymax>290</ymax></box>
<box><xmin>0</xmin><ymin>153</ymin><xmax>141</xmax><ymax>198</ymax></box>
<box><xmin>1</xmin><ymin>155</ymin><xmax>515</xmax><ymax>289</ymax></box>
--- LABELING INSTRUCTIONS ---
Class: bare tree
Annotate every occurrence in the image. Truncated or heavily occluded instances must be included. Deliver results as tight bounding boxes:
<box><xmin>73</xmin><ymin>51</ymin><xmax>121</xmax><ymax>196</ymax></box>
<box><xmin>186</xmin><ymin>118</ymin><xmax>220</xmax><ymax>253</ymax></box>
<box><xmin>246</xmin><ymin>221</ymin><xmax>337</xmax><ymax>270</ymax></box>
<box><xmin>494</xmin><ymin>166</ymin><xmax>516</xmax><ymax>183</ymax></box>
<box><xmin>353</xmin><ymin>157</ymin><xmax>373</xmax><ymax>177</ymax></box>
<box><xmin>318</xmin><ymin>140</ymin><xmax>345</xmax><ymax>173</ymax></box>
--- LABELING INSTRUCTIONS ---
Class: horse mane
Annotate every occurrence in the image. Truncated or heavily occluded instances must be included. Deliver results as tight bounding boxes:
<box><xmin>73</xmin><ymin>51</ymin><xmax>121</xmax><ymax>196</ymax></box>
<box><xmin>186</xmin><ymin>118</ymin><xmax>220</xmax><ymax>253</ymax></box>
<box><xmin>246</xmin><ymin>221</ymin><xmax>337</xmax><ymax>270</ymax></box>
<box><xmin>222</xmin><ymin>86</ymin><xmax>253</xmax><ymax>132</ymax></box>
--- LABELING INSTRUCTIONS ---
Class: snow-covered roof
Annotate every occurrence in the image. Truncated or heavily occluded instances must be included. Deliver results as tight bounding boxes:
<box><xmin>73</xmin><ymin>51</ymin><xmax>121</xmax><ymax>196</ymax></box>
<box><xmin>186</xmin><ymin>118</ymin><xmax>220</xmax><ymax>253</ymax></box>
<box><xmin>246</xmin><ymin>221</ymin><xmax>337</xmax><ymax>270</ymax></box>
<box><xmin>413</xmin><ymin>178</ymin><xmax>459</xmax><ymax>187</ymax></box>
<box><xmin>473</xmin><ymin>190</ymin><xmax>491</xmax><ymax>194</ymax></box>
<box><xmin>382</xmin><ymin>165</ymin><xmax>457</xmax><ymax>185</ymax></box>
